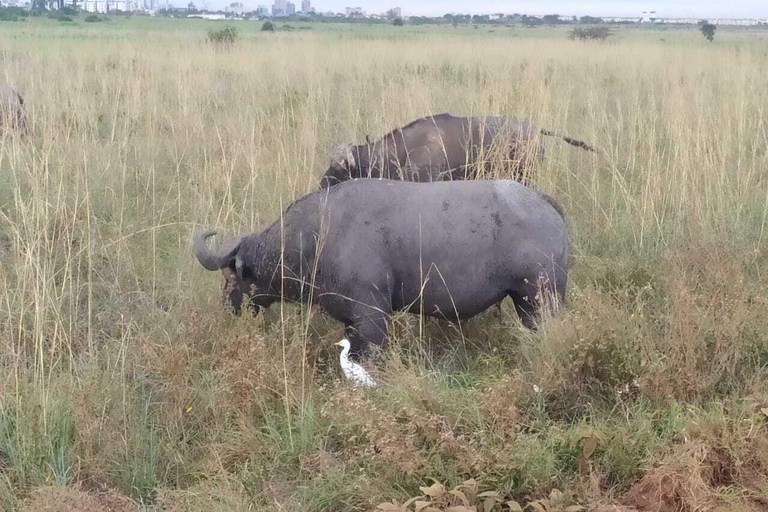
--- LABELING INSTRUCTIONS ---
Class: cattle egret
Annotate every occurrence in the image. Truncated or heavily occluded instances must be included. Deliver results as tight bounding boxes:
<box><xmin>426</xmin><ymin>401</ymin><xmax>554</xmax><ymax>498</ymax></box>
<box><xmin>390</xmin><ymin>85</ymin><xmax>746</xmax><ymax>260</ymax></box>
<box><xmin>334</xmin><ymin>339</ymin><xmax>377</xmax><ymax>388</ymax></box>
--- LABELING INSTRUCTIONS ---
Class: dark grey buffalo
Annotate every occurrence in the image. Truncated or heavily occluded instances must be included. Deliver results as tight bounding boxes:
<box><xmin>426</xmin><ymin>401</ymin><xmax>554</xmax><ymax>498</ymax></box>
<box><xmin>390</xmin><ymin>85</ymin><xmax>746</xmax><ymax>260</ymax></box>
<box><xmin>195</xmin><ymin>179</ymin><xmax>568</xmax><ymax>358</ymax></box>
<box><xmin>0</xmin><ymin>85</ymin><xmax>27</xmax><ymax>135</ymax></box>
<box><xmin>320</xmin><ymin>113</ymin><xmax>594</xmax><ymax>189</ymax></box>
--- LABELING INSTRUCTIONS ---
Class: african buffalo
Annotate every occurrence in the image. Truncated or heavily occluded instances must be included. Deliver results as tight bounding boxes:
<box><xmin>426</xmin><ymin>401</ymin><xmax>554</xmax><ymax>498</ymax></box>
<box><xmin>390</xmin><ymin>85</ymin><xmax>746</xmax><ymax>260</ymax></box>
<box><xmin>0</xmin><ymin>85</ymin><xmax>27</xmax><ymax>135</ymax></box>
<box><xmin>320</xmin><ymin>113</ymin><xmax>594</xmax><ymax>189</ymax></box>
<box><xmin>195</xmin><ymin>179</ymin><xmax>568</xmax><ymax>358</ymax></box>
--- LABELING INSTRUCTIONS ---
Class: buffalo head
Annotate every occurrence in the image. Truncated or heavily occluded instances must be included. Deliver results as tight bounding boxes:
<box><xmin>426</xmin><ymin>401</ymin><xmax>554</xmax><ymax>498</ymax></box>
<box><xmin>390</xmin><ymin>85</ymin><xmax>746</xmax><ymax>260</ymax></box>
<box><xmin>194</xmin><ymin>230</ymin><xmax>262</xmax><ymax>314</ymax></box>
<box><xmin>320</xmin><ymin>144</ymin><xmax>357</xmax><ymax>189</ymax></box>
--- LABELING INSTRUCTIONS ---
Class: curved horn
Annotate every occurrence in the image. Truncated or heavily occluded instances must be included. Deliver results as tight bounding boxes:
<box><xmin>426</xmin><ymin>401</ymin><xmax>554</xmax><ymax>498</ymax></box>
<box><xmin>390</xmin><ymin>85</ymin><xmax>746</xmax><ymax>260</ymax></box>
<box><xmin>540</xmin><ymin>128</ymin><xmax>595</xmax><ymax>152</ymax></box>
<box><xmin>194</xmin><ymin>229</ymin><xmax>237</xmax><ymax>271</ymax></box>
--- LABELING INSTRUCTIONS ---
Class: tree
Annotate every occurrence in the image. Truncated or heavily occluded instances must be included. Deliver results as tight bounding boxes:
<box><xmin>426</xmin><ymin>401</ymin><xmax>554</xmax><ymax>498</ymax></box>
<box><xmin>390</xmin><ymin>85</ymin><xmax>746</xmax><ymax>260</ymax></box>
<box><xmin>521</xmin><ymin>15</ymin><xmax>543</xmax><ymax>27</ymax></box>
<box><xmin>699</xmin><ymin>20</ymin><xmax>716</xmax><ymax>42</ymax></box>
<box><xmin>580</xmin><ymin>16</ymin><xmax>603</xmax><ymax>24</ymax></box>
<box><xmin>261</xmin><ymin>20</ymin><xmax>275</xmax><ymax>31</ymax></box>
<box><xmin>384</xmin><ymin>8</ymin><xmax>399</xmax><ymax>20</ymax></box>
<box><xmin>392</xmin><ymin>16</ymin><xmax>403</xmax><ymax>26</ymax></box>
<box><xmin>542</xmin><ymin>14</ymin><xmax>562</xmax><ymax>26</ymax></box>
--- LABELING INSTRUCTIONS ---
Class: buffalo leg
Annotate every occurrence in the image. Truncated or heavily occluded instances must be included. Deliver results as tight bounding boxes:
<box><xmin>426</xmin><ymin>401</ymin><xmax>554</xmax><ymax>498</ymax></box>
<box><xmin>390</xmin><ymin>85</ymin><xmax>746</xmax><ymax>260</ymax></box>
<box><xmin>508</xmin><ymin>289</ymin><xmax>538</xmax><ymax>329</ymax></box>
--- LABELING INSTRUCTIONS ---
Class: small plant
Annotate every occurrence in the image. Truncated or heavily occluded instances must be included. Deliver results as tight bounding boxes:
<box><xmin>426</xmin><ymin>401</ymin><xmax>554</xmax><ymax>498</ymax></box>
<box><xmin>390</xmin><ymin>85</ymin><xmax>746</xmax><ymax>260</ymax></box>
<box><xmin>377</xmin><ymin>480</ymin><xmax>585</xmax><ymax>512</ymax></box>
<box><xmin>207</xmin><ymin>26</ymin><xmax>238</xmax><ymax>48</ymax></box>
<box><xmin>48</xmin><ymin>12</ymin><xmax>73</xmax><ymax>22</ymax></box>
<box><xmin>699</xmin><ymin>20</ymin><xmax>716</xmax><ymax>42</ymax></box>
<box><xmin>261</xmin><ymin>20</ymin><xmax>274</xmax><ymax>31</ymax></box>
<box><xmin>569</xmin><ymin>26</ymin><xmax>613</xmax><ymax>41</ymax></box>
<box><xmin>393</xmin><ymin>17</ymin><xmax>403</xmax><ymax>26</ymax></box>
<box><xmin>377</xmin><ymin>479</ymin><xmax>501</xmax><ymax>512</ymax></box>
<box><xmin>84</xmin><ymin>14</ymin><xmax>105</xmax><ymax>22</ymax></box>
<box><xmin>0</xmin><ymin>7</ymin><xmax>23</xmax><ymax>21</ymax></box>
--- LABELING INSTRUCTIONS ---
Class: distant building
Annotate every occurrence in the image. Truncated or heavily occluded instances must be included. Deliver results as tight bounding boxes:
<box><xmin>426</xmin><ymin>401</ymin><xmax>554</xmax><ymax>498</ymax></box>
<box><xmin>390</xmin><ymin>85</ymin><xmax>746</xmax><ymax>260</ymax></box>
<box><xmin>189</xmin><ymin>12</ymin><xmax>226</xmax><ymax>19</ymax></box>
<box><xmin>652</xmin><ymin>18</ymin><xmax>700</xmax><ymax>24</ymax></box>
<box><xmin>80</xmin><ymin>0</ymin><xmax>130</xmax><ymax>12</ymax></box>
<box><xmin>285</xmin><ymin>1</ymin><xmax>294</xmax><ymax>15</ymax></box>
<box><xmin>390</xmin><ymin>6</ymin><xmax>401</xmax><ymax>17</ymax></box>
<box><xmin>640</xmin><ymin>11</ymin><xmax>660</xmax><ymax>23</ymax></box>
<box><xmin>602</xmin><ymin>16</ymin><xmax>641</xmax><ymax>23</ymax></box>
<box><xmin>345</xmin><ymin>6</ymin><xmax>363</xmax><ymax>17</ymax></box>
<box><xmin>226</xmin><ymin>1</ymin><xmax>243</xmax><ymax>15</ymax></box>
<box><xmin>300</xmin><ymin>0</ymin><xmax>314</xmax><ymax>13</ymax></box>
<box><xmin>272</xmin><ymin>0</ymin><xmax>286</xmax><ymax>16</ymax></box>
<box><xmin>709</xmin><ymin>18</ymin><xmax>766</xmax><ymax>25</ymax></box>
<box><xmin>187</xmin><ymin>1</ymin><xmax>195</xmax><ymax>10</ymax></box>
<box><xmin>256</xmin><ymin>4</ymin><xmax>269</xmax><ymax>15</ymax></box>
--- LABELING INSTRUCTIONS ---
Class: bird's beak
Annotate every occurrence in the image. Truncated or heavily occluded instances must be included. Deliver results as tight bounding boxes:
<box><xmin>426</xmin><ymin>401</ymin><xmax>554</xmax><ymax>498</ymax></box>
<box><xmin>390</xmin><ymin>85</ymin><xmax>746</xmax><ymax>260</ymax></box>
<box><xmin>334</xmin><ymin>341</ymin><xmax>343</xmax><ymax>347</ymax></box>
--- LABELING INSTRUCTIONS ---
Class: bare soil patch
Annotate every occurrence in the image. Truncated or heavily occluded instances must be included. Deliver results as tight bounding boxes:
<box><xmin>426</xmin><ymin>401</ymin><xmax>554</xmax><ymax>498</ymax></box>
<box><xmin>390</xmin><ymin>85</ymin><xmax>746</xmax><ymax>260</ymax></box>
<box><xmin>20</xmin><ymin>486</ymin><xmax>137</xmax><ymax>512</ymax></box>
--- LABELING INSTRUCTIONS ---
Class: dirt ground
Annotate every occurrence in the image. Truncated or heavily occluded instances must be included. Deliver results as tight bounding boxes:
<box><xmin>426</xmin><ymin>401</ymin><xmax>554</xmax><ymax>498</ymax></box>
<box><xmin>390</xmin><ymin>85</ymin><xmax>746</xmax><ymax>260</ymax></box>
<box><xmin>19</xmin><ymin>486</ymin><xmax>137</xmax><ymax>512</ymax></box>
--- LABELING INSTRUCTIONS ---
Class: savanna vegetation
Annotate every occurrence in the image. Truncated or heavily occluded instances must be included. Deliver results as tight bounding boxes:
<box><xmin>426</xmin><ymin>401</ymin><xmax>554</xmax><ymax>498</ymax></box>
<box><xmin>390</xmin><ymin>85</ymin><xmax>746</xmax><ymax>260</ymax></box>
<box><xmin>0</xmin><ymin>17</ymin><xmax>767</xmax><ymax>512</ymax></box>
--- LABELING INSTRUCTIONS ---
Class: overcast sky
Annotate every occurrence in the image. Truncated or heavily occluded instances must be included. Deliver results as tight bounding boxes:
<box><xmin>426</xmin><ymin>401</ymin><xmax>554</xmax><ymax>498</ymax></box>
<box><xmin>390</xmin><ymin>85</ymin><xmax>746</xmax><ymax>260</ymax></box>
<box><xmin>219</xmin><ymin>1</ymin><xmax>767</xmax><ymax>18</ymax></box>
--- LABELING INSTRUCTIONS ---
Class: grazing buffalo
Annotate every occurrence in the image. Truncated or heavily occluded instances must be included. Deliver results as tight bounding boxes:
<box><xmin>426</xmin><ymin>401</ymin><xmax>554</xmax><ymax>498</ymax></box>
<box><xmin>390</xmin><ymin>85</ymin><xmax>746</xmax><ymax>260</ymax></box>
<box><xmin>319</xmin><ymin>113</ymin><xmax>594</xmax><ymax>189</ymax></box>
<box><xmin>0</xmin><ymin>85</ymin><xmax>27</xmax><ymax>135</ymax></box>
<box><xmin>195</xmin><ymin>179</ymin><xmax>568</xmax><ymax>358</ymax></box>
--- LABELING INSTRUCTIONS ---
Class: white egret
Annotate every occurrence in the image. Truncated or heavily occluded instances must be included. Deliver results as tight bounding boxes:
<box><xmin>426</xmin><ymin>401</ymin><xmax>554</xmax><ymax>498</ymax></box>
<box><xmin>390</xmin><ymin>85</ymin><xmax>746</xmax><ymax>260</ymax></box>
<box><xmin>334</xmin><ymin>339</ymin><xmax>377</xmax><ymax>388</ymax></box>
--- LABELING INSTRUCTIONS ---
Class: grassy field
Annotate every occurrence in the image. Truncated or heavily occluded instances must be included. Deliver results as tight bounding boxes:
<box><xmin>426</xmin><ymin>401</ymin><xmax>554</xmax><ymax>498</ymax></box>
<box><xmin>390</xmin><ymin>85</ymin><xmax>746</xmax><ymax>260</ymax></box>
<box><xmin>1</xmin><ymin>15</ymin><xmax>768</xmax><ymax>512</ymax></box>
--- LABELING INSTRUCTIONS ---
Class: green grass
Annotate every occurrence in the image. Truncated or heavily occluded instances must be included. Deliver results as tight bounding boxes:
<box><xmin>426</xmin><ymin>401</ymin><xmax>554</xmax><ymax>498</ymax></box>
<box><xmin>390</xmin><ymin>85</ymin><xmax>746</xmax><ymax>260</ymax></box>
<box><xmin>0</xmin><ymin>15</ymin><xmax>767</xmax><ymax>512</ymax></box>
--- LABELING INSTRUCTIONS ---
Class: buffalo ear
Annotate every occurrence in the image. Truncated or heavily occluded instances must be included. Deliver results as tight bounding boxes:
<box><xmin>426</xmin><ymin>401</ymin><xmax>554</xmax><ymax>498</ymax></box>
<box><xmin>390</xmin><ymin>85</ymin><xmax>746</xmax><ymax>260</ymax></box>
<box><xmin>223</xmin><ymin>254</ymin><xmax>245</xmax><ymax>280</ymax></box>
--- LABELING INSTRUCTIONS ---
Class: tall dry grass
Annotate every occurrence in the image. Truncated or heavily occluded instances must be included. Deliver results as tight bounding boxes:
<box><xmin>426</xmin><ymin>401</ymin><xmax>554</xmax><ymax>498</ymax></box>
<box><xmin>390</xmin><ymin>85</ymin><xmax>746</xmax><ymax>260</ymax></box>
<box><xmin>0</xmin><ymin>20</ymin><xmax>767</xmax><ymax>510</ymax></box>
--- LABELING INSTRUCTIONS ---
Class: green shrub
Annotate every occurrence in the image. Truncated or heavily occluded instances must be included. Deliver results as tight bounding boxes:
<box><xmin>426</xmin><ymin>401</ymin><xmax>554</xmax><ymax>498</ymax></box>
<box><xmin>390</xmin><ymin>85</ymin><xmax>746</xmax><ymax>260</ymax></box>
<box><xmin>207</xmin><ymin>26</ymin><xmax>238</xmax><ymax>48</ymax></box>
<box><xmin>0</xmin><ymin>7</ymin><xmax>23</xmax><ymax>21</ymax></box>
<box><xmin>261</xmin><ymin>20</ymin><xmax>274</xmax><ymax>31</ymax></box>
<box><xmin>84</xmin><ymin>14</ymin><xmax>105</xmax><ymax>22</ymax></box>
<box><xmin>569</xmin><ymin>26</ymin><xmax>613</xmax><ymax>41</ymax></box>
<box><xmin>50</xmin><ymin>13</ymin><xmax>74</xmax><ymax>22</ymax></box>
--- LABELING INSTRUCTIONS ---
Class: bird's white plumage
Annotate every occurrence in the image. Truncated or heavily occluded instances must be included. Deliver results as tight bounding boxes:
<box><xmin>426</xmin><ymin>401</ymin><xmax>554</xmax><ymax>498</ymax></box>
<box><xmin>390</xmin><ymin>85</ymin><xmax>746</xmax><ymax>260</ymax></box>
<box><xmin>335</xmin><ymin>339</ymin><xmax>377</xmax><ymax>388</ymax></box>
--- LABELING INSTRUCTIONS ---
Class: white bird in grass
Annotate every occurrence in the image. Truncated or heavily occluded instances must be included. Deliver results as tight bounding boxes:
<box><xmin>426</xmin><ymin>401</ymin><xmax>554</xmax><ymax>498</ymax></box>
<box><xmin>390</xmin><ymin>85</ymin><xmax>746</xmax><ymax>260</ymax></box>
<box><xmin>334</xmin><ymin>339</ymin><xmax>377</xmax><ymax>388</ymax></box>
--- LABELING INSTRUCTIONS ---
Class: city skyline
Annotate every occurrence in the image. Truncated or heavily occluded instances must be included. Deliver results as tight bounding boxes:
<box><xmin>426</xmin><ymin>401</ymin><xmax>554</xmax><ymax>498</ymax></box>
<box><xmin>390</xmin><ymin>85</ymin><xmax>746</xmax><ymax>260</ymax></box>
<box><xmin>195</xmin><ymin>0</ymin><xmax>768</xmax><ymax>18</ymax></box>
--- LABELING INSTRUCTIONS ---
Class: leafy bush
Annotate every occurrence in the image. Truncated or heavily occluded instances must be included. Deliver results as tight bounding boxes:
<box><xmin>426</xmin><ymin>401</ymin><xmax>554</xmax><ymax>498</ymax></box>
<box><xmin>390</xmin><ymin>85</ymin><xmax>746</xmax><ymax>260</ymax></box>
<box><xmin>261</xmin><ymin>20</ymin><xmax>274</xmax><ymax>31</ymax></box>
<box><xmin>207</xmin><ymin>26</ymin><xmax>238</xmax><ymax>48</ymax></box>
<box><xmin>569</xmin><ymin>26</ymin><xmax>613</xmax><ymax>41</ymax></box>
<box><xmin>699</xmin><ymin>20</ymin><xmax>716</xmax><ymax>42</ymax></box>
<box><xmin>0</xmin><ymin>7</ymin><xmax>24</xmax><ymax>21</ymax></box>
<box><xmin>393</xmin><ymin>17</ymin><xmax>403</xmax><ymax>27</ymax></box>
<box><xmin>48</xmin><ymin>12</ymin><xmax>74</xmax><ymax>22</ymax></box>
<box><xmin>84</xmin><ymin>14</ymin><xmax>106</xmax><ymax>22</ymax></box>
